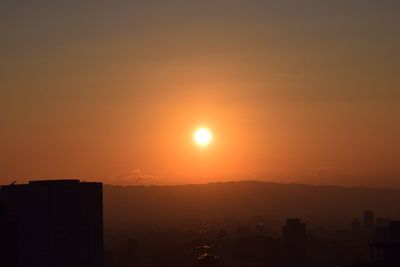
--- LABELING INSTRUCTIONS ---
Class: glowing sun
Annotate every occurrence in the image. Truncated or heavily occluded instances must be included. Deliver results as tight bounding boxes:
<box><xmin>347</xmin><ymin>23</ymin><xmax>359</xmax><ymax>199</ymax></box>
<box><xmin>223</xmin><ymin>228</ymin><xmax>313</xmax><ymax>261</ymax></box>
<box><xmin>194</xmin><ymin>127</ymin><xmax>213</xmax><ymax>147</ymax></box>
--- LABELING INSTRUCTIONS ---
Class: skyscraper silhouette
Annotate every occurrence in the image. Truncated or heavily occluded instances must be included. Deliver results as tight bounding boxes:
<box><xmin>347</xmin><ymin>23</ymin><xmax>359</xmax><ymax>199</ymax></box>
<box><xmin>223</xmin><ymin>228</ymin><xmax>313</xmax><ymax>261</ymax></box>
<box><xmin>283</xmin><ymin>218</ymin><xmax>307</xmax><ymax>267</ymax></box>
<box><xmin>363</xmin><ymin>210</ymin><xmax>375</xmax><ymax>232</ymax></box>
<box><xmin>369</xmin><ymin>221</ymin><xmax>400</xmax><ymax>266</ymax></box>
<box><xmin>0</xmin><ymin>200</ymin><xmax>17</xmax><ymax>266</ymax></box>
<box><xmin>0</xmin><ymin>180</ymin><xmax>103</xmax><ymax>267</ymax></box>
<box><xmin>363</xmin><ymin>210</ymin><xmax>375</xmax><ymax>240</ymax></box>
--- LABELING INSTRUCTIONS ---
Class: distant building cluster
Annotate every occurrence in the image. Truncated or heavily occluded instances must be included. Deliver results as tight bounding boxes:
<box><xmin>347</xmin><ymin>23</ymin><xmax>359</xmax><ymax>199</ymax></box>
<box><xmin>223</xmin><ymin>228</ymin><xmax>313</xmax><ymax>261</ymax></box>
<box><xmin>102</xmin><ymin>211</ymin><xmax>400</xmax><ymax>267</ymax></box>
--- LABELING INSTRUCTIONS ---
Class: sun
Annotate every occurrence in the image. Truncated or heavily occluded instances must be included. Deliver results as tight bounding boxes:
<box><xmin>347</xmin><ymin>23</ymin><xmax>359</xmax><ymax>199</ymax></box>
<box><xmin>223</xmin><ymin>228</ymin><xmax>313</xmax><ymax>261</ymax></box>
<box><xmin>194</xmin><ymin>127</ymin><xmax>213</xmax><ymax>147</ymax></box>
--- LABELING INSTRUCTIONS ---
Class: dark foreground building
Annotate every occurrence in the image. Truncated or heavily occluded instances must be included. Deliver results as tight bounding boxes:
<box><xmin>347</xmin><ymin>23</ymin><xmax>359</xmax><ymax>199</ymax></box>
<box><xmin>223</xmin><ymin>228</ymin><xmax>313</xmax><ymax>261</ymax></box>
<box><xmin>283</xmin><ymin>218</ymin><xmax>307</xmax><ymax>267</ymax></box>
<box><xmin>0</xmin><ymin>180</ymin><xmax>103</xmax><ymax>267</ymax></box>
<box><xmin>345</xmin><ymin>221</ymin><xmax>400</xmax><ymax>267</ymax></box>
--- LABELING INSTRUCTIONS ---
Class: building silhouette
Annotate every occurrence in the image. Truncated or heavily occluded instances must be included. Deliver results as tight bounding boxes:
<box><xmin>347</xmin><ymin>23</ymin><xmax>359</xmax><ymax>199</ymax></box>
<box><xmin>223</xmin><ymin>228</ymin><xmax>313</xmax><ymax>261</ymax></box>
<box><xmin>344</xmin><ymin>220</ymin><xmax>400</xmax><ymax>267</ymax></box>
<box><xmin>0</xmin><ymin>180</ymin><xmax>103</xmax><ymax>267</ymax></box>
<box><xmin>283</xmin><ymin>218</ymin><xmax>307</xmax><ymax>267</ymax></box>
<box><xmin>375</xmin><ymin>218</ymin><xmax>391</xmax><ymax>242</ymax></box>
<box><xmin>363</xmin><ymin>210</ymin><xmax>375</xmax><ymax>234</ymax></box>
<box><xmin>369</xmin><ymin>221</ymin><xmax>400</xmax><ymax>266</ymax></box>
<box><xmin>0</xmin><ymin>200</ymin><xmax>17</xmax><ymax>266</ymax></box>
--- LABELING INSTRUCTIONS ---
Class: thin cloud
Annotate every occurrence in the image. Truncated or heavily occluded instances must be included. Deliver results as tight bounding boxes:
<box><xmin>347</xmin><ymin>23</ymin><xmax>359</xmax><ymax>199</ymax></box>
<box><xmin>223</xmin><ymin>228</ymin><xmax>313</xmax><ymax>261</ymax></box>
<box><xmin>110</xmin><ymin>169</ymin><xmax>159</xmax><ymax>185</ymax></box>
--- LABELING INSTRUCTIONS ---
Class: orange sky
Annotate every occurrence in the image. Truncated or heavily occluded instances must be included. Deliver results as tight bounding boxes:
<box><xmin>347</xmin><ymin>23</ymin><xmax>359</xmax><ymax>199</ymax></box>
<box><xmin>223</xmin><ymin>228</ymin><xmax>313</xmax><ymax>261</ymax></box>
<box><xmin>0</xmin><ymin>1</ymin><xmax>399</xmax><ymax>187</ymax></box>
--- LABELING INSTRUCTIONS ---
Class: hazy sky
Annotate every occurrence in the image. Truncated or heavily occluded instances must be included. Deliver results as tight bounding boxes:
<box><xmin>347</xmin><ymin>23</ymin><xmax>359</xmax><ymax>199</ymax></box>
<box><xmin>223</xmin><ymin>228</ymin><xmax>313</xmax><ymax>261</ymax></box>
<box><xmin>1</xmin><ymin>1</ymin><xmax>399</xmax><ymax>187</ymax></box>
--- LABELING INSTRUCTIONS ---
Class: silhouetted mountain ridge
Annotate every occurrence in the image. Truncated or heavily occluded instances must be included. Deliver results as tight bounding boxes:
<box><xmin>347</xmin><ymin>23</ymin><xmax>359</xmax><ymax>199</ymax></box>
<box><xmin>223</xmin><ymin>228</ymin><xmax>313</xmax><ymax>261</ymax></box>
<box><xmin>104</xmin><ymin>180</ymin><xmax>400</xmax><ymax>227</ymax></box>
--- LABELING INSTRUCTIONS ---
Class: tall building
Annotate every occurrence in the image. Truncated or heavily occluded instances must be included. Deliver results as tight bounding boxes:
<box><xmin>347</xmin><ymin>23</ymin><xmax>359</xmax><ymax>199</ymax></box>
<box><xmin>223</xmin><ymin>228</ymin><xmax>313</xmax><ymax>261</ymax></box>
<box><xmin>0</xmin><ymin>200</ymin><xmax>17</xmax><ymax>266</ymax></box>
<box><xmin>0</xmin><ymin>180</ymin><xmax>103</xmax><ymax>267</ymax></box>
<box><xmin>375</xmin><ymin>218</ymin><xmax>391</xmax><ymax>242</ymax></box>
<box><xmin>369</xmin><ymin>221</ymin><xmax>400</xmax><ymax>266</ymax></box>
<box><xmin>283</xmin><ymin>218</ymin><xmax>307</xmax><ymax>267</ymax></box>
<box><xmin>363</xmin><ymin>210</ymin><xmax>375</xmax><ymax>231</ymax></box>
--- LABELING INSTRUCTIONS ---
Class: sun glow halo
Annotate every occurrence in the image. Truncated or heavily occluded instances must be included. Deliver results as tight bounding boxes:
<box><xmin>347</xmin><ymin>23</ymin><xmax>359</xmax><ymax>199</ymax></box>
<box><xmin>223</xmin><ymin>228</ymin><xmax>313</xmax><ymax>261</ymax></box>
<box><xmin>194</xmin><ymin>128</ymin><xmax>213</xmax><ymax>147</ymax></box>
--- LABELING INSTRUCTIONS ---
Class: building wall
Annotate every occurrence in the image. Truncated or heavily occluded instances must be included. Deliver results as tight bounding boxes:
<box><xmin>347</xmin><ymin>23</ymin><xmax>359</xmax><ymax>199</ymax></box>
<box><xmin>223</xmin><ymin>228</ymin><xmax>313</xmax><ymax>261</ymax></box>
<box><xmin>0</xmin><ymin>180</ymin><xmax>103</xmax><ymax>267</ymax></box>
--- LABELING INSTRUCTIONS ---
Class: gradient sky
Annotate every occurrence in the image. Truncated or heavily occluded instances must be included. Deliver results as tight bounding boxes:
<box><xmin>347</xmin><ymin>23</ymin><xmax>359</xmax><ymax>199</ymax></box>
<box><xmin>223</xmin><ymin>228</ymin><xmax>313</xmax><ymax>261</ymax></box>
<box><xmin>1</xmin><ymin>0</ymin><xmax>399</xmax><ymax>187</ymax></box>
